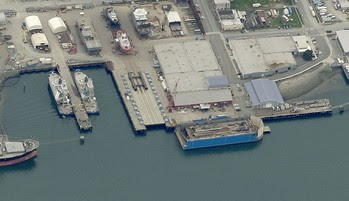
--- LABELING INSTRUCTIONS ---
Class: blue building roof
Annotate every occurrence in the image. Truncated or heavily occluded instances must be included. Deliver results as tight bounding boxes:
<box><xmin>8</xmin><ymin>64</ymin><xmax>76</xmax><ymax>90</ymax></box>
<box><xmin>244</xmin><ymin>79</ymin><xmax>284</xmax><ymax>107</ymax></box>
<box><xmin>207</xmin><ymin>75</ymin><xmax>228</xmax><ymax>88</ymax></box>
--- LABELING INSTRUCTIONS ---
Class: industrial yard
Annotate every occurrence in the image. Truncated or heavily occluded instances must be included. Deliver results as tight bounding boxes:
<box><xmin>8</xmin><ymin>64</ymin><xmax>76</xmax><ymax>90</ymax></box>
<box><xmin>3</xmin><ymin>1</ymin><xmax>349</xmax><ymax>200</ymax></box>
<box><xmin>0</xmin><ymin>0</ymin><xmax>349</xmax><ymax>150</ymax></box>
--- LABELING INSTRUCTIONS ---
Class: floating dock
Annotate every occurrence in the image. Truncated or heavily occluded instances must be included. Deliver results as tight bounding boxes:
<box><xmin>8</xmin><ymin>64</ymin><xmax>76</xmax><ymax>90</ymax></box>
<box><xmin>255</xmin><ymin>99</ymin><xmax>332</xmax><ymax>121</ymax></box>
<box><xmin>175</xmin><ymin>115</ymin><xmax>264</xmax><ymax>150</ymax></box>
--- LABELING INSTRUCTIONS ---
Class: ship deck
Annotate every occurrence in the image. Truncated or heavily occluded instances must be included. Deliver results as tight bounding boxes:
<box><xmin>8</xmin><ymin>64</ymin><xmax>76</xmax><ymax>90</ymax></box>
<box><xmin>74</xmin><ymin>72</ymin><xmax>99</xmax><ymax>114</ymax></box>
<box><xmin>183</xmin><ymin>119</ymin><xmax>257</xmax><ymax>140</ymax></box>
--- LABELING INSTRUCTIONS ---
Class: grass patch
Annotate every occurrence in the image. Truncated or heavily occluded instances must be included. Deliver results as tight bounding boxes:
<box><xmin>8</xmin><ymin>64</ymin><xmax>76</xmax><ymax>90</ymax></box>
<box><xmin>270</xmin><ymin>7</ymin><xmax>302</xmax><ymax>28</ymax></box>
<box><xmin>230</xmin><ymin>0</ymin><xmax>289</xmax><ymax>10</ymax></box>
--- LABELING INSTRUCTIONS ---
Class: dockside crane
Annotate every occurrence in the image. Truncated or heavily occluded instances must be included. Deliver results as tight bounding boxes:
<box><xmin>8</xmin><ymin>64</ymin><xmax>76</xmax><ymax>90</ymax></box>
<box><xmin>167</xmin><ymin>78</ymin><xmax>180</xmax><ymax>112</ymax></box>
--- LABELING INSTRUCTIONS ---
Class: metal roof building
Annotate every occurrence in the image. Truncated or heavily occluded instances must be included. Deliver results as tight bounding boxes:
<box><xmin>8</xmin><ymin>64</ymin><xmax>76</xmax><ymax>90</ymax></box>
<box><xmin>24</xmin><ymin>15</ymin><xmax>42</xmax><ymax>32</ymax></box>
<box><xmin>244</xmin><ymin>79</ymin><xmax>284</xmax><ymax>108</ymax></box>
<box><xmin>336</xmin><ymin>30</ymin><xmax>349</xmax><ymax>54</ymax></box>
<box><xmin>166</xmin><ymin>11</ymin><xmax>182</xmax><ymax>32</ymax></box>
<box><xmin>48</xmin><ymin>17</ymin><xmax>67</xmax><ymax>34</ymax></box>
<box><xmin>31</xmin><ymin>33</ymin><xmax>49</xmax><ymax>50</ymax></box>
<box><xmin>167</xmin><ymin>11</ymin><xmax>181</xmax><ymax>23</ymax></box>
<box><xmin>154</xmin><ymin>40</ymin><xmax>232</xmax><ymax>107</ymax></box>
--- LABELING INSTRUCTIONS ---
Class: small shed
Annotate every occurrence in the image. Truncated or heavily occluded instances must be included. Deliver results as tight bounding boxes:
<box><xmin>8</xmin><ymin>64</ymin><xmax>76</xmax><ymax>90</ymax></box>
<box><xmin>31</xmin><ymin>33</ymin><xmax>49</xmax><ymax>50</ymax></box>
<box><xmin>0</xmin><ymin>12</ymin><xmax>7</xmax><ymax>26</ymax></box>
<box><xmin>48</xmin><ymin>17</ymin><xmax>67</xmax><ymax>34</ymax></box>
<box><xmin>25</xmin><ymin>15</ymin><xmax>42</xmax><ymax>32</ymax></box>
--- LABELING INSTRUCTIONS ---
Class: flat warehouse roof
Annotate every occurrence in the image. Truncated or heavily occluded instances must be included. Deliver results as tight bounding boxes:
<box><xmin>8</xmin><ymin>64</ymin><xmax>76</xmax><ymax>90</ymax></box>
<box><xmin>155</xmin><ymin>41</ymin><xmax>220</xmax><ymax>74</ymax></box>
<box><xmin>336</xmin><ymin>30</ymin><xmax>349</xmax><ymax>53</ymax></box>
<box><xmin>154</xmin><ymin>40</ymin><xmax>232</xmax><ymax>106</ymax></box>
<box><xmin>230</xmin><ymin>36</ymin><xmax>297</xmax><ymax>76</ymax></box>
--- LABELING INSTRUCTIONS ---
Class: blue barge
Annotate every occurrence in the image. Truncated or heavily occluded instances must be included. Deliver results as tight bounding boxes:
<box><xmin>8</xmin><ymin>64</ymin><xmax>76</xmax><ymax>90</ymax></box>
<box><xmin>175</xmin><ymin>115</ymin><xmax>264</xmax><ymax>150</ymax></box>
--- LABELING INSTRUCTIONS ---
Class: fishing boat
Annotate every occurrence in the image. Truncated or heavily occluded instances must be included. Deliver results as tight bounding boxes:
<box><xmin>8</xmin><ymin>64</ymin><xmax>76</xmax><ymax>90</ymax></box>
<box><xmin>115</xmin><ymin>29</ymin><xmax>132</xmax><ymax>53</ymax></box>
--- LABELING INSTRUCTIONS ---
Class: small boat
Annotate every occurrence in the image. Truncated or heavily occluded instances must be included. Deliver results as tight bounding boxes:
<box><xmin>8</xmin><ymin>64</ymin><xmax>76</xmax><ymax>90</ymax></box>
<box><xmin>115</xmin><ymin>29</ymin><xmax>132</xmax><ymax>53</ymax></box>
<box><xmin>0</xmin><ymin>135</ymin><xmax>39</xmax><ymax>166</ymax></box>
<box><xmin>102</xmin><ymin>7</ymin><xmax>120</xmax><ymax>28</ymax></box>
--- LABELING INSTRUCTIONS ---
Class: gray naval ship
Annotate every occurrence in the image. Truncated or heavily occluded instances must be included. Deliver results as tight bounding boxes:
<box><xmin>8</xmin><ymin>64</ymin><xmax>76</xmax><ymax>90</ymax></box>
<box><xmin>74</xmin><ymin>70</ymin><xmax>99</xmax><ymax>114</ymax></box>
<box><xmin>48</xmin><ymin>72</ymin><xmax>73</xmax><ymax>116</ymax></box>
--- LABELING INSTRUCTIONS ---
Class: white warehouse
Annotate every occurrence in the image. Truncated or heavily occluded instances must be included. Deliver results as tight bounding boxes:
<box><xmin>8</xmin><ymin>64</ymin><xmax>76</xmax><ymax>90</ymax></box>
<box><xmin>31</xmin><ymin>33</ymin><xmax>49</xmax><ymax>51</ymax></box>
<box><xmin>24</xmin><ymin>15</ymin><xmax>42</xmax><ymax>33</ymax></box>
<box><xmin>48</xmin><ymin>17</ymin><xmax>67</xmax><ymax>34</ymax></box>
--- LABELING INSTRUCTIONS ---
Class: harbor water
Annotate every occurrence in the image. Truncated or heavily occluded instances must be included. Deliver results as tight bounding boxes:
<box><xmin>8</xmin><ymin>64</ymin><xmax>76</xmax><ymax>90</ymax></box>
<box><xmin>1</xmin><ymin>68</ymin><xmax>349</xmax><ymax>201</ymax></box>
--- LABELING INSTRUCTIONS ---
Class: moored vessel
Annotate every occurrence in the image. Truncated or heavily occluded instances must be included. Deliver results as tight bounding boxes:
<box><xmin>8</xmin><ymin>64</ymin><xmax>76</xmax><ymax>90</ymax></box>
<box><xmin>74</xmin><ymin>70</ymin><xmax>99</xmax><ymax>114</ymax></box>
<box><xmin>115</xmin><ymin>29</ymin><xmax>132</xmax><ymax>53</ymax></box>
<box><xmin>175</xmin><ymin>115</ymin><xmax>264</xmax><ymax>150</ymax></box>
<box><xmin>0</xmin><ymin>135</ymin><xmax>39</xmax><ymax>167</ymax></box>
<box><xmin>48</xmin><ymin>72</ymin><xmax>73</xmax><ymax>116</ymax></box>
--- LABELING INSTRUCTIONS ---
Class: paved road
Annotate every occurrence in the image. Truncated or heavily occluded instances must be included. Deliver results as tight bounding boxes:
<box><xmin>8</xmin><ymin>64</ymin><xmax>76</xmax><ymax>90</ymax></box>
<box><xmin>193</xmin><ymin>0</ymin><xmax>220</xmax><ymax>33</ymax></box>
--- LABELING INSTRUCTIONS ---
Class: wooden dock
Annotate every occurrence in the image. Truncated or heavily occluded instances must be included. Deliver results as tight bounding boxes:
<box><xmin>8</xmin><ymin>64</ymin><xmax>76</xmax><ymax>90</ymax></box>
<box><xmin>255</xmin><ymin>99</ymin><xmax>332</xmax><ymax>121</ymax></box>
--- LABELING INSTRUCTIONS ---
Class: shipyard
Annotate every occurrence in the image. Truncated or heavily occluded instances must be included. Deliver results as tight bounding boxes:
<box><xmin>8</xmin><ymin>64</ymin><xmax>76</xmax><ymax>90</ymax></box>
<box><xmin>1</xmin><ymin>0</ymin><xmax>349</xmax><ymax>154</ymax></box>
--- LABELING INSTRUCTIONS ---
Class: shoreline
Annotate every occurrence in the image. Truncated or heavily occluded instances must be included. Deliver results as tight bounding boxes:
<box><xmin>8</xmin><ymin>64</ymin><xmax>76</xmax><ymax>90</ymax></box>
<box><xmin>278</xmin><ymin>64</ymin><xmax>339</xmax><ymax>101</ymax></box>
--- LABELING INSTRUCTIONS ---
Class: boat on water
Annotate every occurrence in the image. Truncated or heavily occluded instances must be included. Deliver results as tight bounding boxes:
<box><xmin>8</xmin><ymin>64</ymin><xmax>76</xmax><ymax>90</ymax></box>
<box><xmin>74</xmin><ymin>70</ymin><xmax>99</xmax><ymax>114</ymax></box>
<box><xmin>115</xmin><ymin>29</ymin><xmax>132</xmax><ymax>53</ymax></box>
<box><xmin>48</xmin><ymin>72</ymin><xmax>73</xmax><ymax>116</ymax></box>
<box><xmin>175</xmin><ymin>115</ymin><xmax>264</xmax><ymax>150</ymax></box>
<box><xmin>102</xmin><ymin>7</ymin><xmax>120</xmax><ymax>28</ymax></box>
<box><xmin>0</xmin><ymin>135</ymin><xmax>39</xmax><ymax>167</ymax></box>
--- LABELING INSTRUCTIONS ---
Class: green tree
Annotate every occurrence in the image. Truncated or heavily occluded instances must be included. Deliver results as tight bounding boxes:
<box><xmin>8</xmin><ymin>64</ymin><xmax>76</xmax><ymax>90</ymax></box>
<box><xmin>302</xmin><ymin>50</ymin><xmax>313</xmax><ymax>61</ymax></box>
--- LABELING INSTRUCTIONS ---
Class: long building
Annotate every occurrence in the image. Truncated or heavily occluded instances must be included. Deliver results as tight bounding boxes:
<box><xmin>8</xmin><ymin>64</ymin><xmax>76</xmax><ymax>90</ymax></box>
<box><xmin>230</xmin><ymin>36</ymin><xmax>313</xmax><ymax>79</ymax></box>
<box><xmin>76</xmin><ymin>15</ymin><xmax>102</xmax><ymax>55</ymax></box>
<box><xmin>154</xmin><ymin>40</ymin><xmax>233</xmax><ymax>107</ymax></box>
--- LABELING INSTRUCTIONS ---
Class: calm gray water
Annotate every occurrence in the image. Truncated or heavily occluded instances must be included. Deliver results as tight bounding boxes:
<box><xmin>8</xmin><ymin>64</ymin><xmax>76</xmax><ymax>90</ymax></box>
<box><xmin>1</xmin><ymin>68</ymin><xmax>349</xmax><ymax>201</ymax></box>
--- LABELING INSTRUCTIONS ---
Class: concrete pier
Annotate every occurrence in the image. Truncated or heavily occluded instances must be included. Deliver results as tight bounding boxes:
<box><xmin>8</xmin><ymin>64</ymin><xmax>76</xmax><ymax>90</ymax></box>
<box><xmin>108</xmin><ymin>62</ymin><xmax>146</xmax><ymax>133</ymax></box>
<box><xmin>47</xmin><ymin>32</ymin><xmax>92</xmax><ymax>131</ymax></box>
